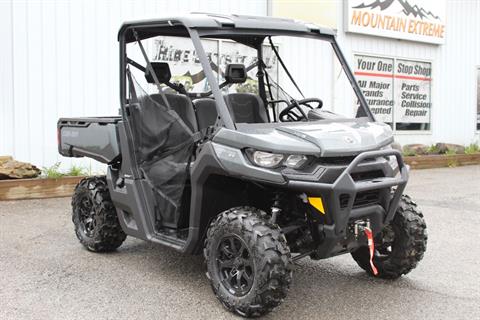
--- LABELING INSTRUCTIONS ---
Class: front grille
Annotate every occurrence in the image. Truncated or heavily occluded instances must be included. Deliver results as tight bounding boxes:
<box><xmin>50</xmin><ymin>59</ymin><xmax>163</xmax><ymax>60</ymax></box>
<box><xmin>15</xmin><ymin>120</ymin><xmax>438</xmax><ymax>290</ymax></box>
<box><xmin>318</xmin><ymin>156</ymin><xmax>379</xmax><ymax>166</ymax></box>
<box><xmin>351</xmin><ymin>170</ymin><xmax>385</xmax><ymax>181</ymax></box>
<box><xmin>318</xmin><ymin>156</ymin><xmax>356</xmax><ymax>166</ymax></box>
<box><xmin>338</xmin><ymin>190</ymin><xmax>380</xmax><ymax>209</ymax></box>
<box><xmin>353</xmin><ymin>190</ymin><xmax>380</xmax><ymax>207</ymax></box>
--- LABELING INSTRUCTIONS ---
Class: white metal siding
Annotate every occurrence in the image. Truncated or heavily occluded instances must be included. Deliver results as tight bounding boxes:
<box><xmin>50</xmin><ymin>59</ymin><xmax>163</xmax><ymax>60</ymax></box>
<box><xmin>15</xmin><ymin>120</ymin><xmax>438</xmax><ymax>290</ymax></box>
<box><xmin>1</xmin><ymin>0</ymin><xmax>479</xmax><ymax>171</ymax></box>
<box><xmin>0</xmin><ymin>0</ymin><xmax>267</xmax><ymax>170</ymax></box>
<box><xmin>0</xmin><ymin>0</ymin><xmax>14</xmax><ymax>158</ymax></box>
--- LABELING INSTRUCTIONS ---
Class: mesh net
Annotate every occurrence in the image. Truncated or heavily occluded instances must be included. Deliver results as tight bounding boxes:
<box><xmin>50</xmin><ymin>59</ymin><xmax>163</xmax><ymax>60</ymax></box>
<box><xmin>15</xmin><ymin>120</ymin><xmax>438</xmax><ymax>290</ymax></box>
<box><xmin>128</xmin><ymin>72</ymin><xmax>195</xmax><ymax>227</ymax></box>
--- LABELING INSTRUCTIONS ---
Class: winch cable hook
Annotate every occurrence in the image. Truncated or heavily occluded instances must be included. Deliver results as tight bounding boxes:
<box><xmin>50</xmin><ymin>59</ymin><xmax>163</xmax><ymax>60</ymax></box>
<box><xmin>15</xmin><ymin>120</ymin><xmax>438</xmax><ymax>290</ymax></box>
<box><xmin>363</xmin><ymin>227</ymin><xmax>379</xmax><ymax>276</ymax></box>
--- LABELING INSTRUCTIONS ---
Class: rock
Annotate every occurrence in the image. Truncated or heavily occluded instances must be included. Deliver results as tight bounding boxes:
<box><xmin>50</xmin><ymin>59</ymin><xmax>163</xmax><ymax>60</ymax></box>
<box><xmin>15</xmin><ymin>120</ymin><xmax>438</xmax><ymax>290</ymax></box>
<box><xmin>0</xmin><ymin>157</ymin><xmax>41</xmax><ymax>180</ymax></box>
<box><xmin>403</xmin><ymin>144</ymin><xmax>428</xmax><ymax>155</ymax></box>
<box><xmin>0</xmin><ymin>156</ymin><xmax>13</xmax><ymax>163</ymax></box>
<box><xmin>435</xmin><ymin>143</ymin><xmax>465</xmax><ymax>154</ymax></box>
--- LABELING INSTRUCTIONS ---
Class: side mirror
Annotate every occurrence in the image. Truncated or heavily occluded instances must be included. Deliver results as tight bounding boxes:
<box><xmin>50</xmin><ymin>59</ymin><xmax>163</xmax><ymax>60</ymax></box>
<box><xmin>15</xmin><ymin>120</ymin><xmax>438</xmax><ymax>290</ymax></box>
<box><xmin>225</xmin><ymin>64</ymin><xmax>247</xmax><ymax>83</ymax></box>
<box><xmin>145</xmin><ymin>62</ymin><xmax>171</xmax><ymax>84</ymax></box>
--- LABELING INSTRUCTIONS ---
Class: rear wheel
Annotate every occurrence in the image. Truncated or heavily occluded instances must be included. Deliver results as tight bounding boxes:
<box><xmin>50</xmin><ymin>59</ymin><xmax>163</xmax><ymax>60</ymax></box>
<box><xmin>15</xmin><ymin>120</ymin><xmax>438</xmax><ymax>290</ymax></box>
<box><xmin>71</xmin><ymin>176</ymin><xmax>126</xmax><ymax>252</ymax></box>
<box><xmin>351</xmin><ymin>194</ymin><xmax>427</xmax><ymax>279</ymax></box>
<box><xmin>204</xmin><ymin>207</ymin><xmax>292</xmax><ymax>317</ymax></box>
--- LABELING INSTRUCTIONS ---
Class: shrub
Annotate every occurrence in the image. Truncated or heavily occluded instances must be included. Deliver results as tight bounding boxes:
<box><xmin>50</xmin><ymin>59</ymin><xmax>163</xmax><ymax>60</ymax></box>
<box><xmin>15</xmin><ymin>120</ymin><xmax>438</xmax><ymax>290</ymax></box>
<box><xmin>41</xmin><ymin>162</ymin><xmax>88</xmax><ymax>178</ymax></box>
<box><xmin>402</xmin><ymin>147</ymin><xmax>417</xmax><ymax>157</ymax></box>
<box><xmin>427</xmin><ymin>144</ymin><xmax>440</xmax><ymax>154</ymax></box>
<box><xmin>41</xmin><ymin>162</ymin><xmax>65</xmax><ymax>179</ymax></box>
<box><xmin>445</xmin><ymin>149</ymin><xmax>456</xmax><ymax>156</ymax></box>
<box><xmin>465</xmin><ymin>143</ymin><xmax>480</xmax><ymax>154</ymax></box>
<box><xmin>66</xmin><ymin>164</ymin><xmax>88</xmax><ymax>177</ymax></box>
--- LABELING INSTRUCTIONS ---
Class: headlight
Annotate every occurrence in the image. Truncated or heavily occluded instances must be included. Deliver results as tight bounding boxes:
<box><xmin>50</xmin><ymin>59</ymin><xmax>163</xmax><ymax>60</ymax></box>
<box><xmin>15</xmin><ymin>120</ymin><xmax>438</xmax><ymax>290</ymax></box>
<box><xmin>250</xmin><ymin>150</ymin><xmax>284</xmax><ymax>168</ymax></box>
<box><xmin>246</xmin><ymin>149</ymin><xmax>309</xmax><ymax>169</ymax></box>
<box><xmin>284</xmin><ymin>154</ymin><xmax>308</xmax><ymax>169</ymax></box>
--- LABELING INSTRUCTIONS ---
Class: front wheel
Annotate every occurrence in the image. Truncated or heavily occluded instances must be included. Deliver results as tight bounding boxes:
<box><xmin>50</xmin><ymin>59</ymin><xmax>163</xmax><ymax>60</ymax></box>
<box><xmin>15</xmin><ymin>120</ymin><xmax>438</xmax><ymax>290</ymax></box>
<box><xmin>204</xmin><ymin>207</ymin><xmax>292</xmax><ymax>318</ymax></box>
<box><xmin>351</xmin><ymin>194</ymin><xmax>427</xmax><ymax>279</ymax></box>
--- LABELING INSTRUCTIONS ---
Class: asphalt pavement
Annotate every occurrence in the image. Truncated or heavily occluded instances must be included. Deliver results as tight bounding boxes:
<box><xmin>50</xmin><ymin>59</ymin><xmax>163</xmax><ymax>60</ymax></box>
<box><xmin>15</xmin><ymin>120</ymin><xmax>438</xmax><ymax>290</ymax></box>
<box><xmin>1</xmin><ymin>165</ymin><xmax>480</xmax><ymax>320</ymax></box>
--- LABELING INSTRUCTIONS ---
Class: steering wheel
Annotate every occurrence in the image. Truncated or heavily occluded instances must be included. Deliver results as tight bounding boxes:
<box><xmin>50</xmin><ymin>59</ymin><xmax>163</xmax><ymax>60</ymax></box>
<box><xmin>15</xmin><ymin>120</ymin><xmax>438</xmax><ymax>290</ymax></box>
<box><xmin>279</xmin><ymin>98</ymin><xmax>323</xmax><ymax>122</ymax></box>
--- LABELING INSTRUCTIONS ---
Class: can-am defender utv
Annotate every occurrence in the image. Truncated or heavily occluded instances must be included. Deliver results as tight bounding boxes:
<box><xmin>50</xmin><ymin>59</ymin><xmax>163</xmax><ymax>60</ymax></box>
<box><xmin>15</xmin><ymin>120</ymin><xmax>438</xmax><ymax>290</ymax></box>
<box><xmin>58</xmin><ymin>13</ymin><xmax>427</xmax><ymax>317</ymax></box>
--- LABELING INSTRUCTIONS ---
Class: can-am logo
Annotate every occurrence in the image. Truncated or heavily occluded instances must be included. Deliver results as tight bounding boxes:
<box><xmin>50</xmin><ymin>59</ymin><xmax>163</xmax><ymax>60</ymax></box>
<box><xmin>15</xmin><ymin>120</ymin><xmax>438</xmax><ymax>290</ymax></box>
<box><xmin>344</xmin><ymin>136</ymin><xmax>355</xmax><ymax>144</ymax></box>
<box><xmin>346</xmin><ymin>0</ymin><xmax>446</xmax><ymax>44</ymax></box>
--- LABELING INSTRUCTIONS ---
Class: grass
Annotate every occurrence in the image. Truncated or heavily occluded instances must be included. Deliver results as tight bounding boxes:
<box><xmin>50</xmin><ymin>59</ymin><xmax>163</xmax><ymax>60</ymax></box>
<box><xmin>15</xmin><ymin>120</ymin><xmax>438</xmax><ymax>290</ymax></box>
<box><xmin>402</xmin><ymin>147</ymin><xmax>417</xmax><ymax>157</ymax></box>
<box><xmin>465</xmin><ymin>143</ymin><xmax>480</xmax><ymax>154</ymax></box>
<box><xmin>445</xmin><ymin>149</ymin><xmax>456</xmax><ymax>156</ymax></box>
<box><xmin>446</xmin><ymin>152</ymin><xmax>458</xmax><ymax>167</ymax></box>
<box><xmin>41</xmin><ymin>162</ymin><xmax>65</xmax><ymax>179</ymax></box>
<box><xmin>65</xmin><ymin>164</ymin><xmax>88</xmax><ymax>177</ymax></box>
<box><xmin>41</xmin><ymin>162</ymin><xmax>87</xmax><ymax>179</ymax></box>
<box><xmin>403</xmin><ymin>143</ymin><xmax>480</xmax><ymax>157</ymax></box>
<box><xmin>427</xmin><ymin>144</ymin><xmax>440</xmax><ymax>154</ymax></box>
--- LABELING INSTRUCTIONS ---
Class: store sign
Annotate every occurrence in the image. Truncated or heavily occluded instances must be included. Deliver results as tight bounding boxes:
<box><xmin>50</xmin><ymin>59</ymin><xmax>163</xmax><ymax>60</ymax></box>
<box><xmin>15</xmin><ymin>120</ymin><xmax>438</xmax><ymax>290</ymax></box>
<box><xmin>354</xmin><ymin>54</ymin><xmax>431</xmax><ymax>130</ymax></box>
<box><xmin>355</xmin><ymin>55</ymin><xmax>394</xmax><ymax>123</ymax></box>
<box><xmin>394</xmin><ymin>59</ymin><xmax>431</xmax><ymax>124</ymax></box>
<box><xmin>346</xmin><ymin>0</ymin><xmax>446</xmax><ymax>44</ymax></box>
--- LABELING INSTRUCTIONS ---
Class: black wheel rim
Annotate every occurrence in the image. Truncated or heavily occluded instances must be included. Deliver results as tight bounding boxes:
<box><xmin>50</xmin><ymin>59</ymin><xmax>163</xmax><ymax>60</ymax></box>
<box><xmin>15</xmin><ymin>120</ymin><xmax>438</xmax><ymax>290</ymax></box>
<box><xmin>78</xmin><ymin>194</ymin><xmax>96</xmax><ymax>238</ymax></box>
<box><xmin>374</xmin><ymin>224</ymin><xmax>396</xmax><ymax>260</ymax></box>
<box><xmin>216</xmin><ymin>235</ymin><xmax>254</xmax><ymax>296</ymax></box>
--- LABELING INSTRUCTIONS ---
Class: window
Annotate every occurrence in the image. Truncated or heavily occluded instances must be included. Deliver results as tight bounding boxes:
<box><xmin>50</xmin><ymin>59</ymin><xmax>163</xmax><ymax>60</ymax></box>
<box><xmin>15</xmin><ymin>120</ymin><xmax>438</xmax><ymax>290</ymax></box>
<box><xmin>127</xmin><ymin>35</ymin><xmax>219</xmax><ymax>94</ymax></box>
<box><xmin>218</xmin><ymin>41</ymin><xmax>260</xmax><ymax>95</ymax></box>
<box><xmin>126</xmin><ymin>33</ymin><xmax>367</xmax><ymax>124</ymax></box>
<box><xmin>151</xmin><ymin>36</ymin><xmax>219</xmax><ymax>93</ymax></box>
<box><xmin>354</xmin><ymin>54</ymin><xmax>432</xmax><ymax>131</ymax></box>
<box><xmin>354</xmin><ymin>55</ymin><xmax>394</xmax><ymax>126</ymax></box>
<box><xmin>128</xmin><ymin>36</ymin><xmax>280</xmax><ymax>96</ymax></box>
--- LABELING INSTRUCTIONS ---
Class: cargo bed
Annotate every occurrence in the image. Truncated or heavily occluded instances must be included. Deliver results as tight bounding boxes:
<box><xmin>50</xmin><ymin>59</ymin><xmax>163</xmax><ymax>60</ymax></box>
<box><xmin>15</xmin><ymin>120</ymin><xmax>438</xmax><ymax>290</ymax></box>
<box><xmin>58</xmin><ymin>116</ymin><xmax>122</xmax><ymax>163</ymax></box>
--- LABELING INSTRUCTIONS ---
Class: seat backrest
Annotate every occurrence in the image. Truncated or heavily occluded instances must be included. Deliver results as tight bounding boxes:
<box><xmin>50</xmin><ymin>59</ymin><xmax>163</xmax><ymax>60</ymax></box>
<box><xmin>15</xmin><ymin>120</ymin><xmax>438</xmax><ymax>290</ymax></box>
<box><xmin>150</xmin><ymin>93</ymin><xmax>198</xmax><ymax>132</ymax></box>
<box><xmin>193</xmin><ymin>98</ymin><xmax>218</xmax><ymax>131</ymax></box>
<box><xmin>193</xmin><ymin>94</ymin><xmax>269</xmax><ymax>128</ymax></box>
<box><xmin>224</xmin><ymin>93</ymin><xmax>268</xmax><ymax>124</ymax></box>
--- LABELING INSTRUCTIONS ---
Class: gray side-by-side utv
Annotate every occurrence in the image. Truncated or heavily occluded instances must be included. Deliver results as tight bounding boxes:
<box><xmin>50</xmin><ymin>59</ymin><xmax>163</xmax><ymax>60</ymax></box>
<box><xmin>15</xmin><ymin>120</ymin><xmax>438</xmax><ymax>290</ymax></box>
<box><xmin>57</xmin><ymin>13</ymin><xmax>427</xmax><ymax>317</ymax></box>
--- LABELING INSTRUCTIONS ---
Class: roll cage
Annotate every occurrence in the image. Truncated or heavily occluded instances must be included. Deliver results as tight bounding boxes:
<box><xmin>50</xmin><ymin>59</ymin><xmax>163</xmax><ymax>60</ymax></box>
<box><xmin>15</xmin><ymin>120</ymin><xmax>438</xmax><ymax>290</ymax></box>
<box><xmin>118</xmin><ymin>13</ymin><xmax>375</xmax><ymax>131</ymax></box>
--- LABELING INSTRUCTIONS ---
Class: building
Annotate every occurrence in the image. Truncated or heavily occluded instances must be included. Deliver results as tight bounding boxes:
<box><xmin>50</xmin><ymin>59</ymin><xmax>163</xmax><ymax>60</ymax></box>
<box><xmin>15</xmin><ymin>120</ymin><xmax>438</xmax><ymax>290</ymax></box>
<box><xmin>1</xmin><ymin>0</ymin><xmax>479</xmax><ymax>170</ymax></box>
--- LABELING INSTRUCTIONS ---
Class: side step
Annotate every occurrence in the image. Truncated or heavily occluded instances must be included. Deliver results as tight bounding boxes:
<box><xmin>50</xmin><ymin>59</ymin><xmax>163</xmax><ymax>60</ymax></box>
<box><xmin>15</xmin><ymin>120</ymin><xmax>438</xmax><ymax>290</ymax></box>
<box><xmin>151</xmin><ymin>228</ymin><xmax>188</xmax><ymax>250</ymax></box>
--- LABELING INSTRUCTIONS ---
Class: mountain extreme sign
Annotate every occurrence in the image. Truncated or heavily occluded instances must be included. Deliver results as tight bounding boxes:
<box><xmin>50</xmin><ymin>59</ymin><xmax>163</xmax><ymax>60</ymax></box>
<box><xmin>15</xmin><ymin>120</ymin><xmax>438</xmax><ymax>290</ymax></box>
<box><xmin>346</xmin><ymin>0</ymin><xmax>446</xmax><ymax>44</ymax></box>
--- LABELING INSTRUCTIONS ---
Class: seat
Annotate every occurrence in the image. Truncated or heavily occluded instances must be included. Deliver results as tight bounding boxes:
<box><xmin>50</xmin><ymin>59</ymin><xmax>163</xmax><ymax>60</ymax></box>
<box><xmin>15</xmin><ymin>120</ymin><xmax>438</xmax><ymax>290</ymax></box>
<box><xmin>193</xmin><ymin>98</ymin><xmax>218</xmax><ymax>131</ymax></box>
<box><xmin>225</xmin><ymin>93</ymin><xmax>268</xmax><ymax>124</ymax></box>
<box><xmin>193</xmin><ymin>64</ymin><xmax>268</xmax><ymax>128</ymax></box>
<box><xmin>222</xmin><ymin>63</ymin><xmax>268</xmax><ymax>124</ymax></box>
<box><xmin>193</xmin><ymin>93</ymin><xmax>269</xmax><ymax>128</ymax></box>
<box><xmin>142</xmin><ymin>62</ymin><xmax>198</xmax><ymax>133</ymax></box>
<box><xmin>150</xmin><ymin>93</ymin><xmax>198</xmax><ymax>132</ymax></box>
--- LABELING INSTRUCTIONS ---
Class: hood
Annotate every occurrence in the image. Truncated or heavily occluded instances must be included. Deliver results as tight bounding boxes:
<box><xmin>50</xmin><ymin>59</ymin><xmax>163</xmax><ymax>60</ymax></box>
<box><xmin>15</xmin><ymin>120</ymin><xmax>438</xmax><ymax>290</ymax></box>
<box><xmin>213</xmin><ymin>120</ymin><xmax>394</xmax><ymax>157</ymax></box>
<box><xmin>276</xmin><ymin>121</ymin><xmax>393</xmax><ymax>156</ymax></box>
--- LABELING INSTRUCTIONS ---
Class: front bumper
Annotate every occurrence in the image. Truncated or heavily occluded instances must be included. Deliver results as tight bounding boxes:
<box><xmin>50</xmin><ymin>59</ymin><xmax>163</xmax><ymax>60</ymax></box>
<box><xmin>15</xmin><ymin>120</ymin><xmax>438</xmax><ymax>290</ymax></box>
<box><xmin>286</xmin><ymin>149</ymin><xmax>408</xmax><ymax>257</ymax></box>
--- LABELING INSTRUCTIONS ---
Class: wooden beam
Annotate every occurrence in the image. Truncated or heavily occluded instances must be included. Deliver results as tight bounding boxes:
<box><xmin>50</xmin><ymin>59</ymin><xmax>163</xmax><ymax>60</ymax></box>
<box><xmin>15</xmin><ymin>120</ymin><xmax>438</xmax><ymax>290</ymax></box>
<box><xmin>0</xmin><ymin>176</ymin><xmax>84</xmax><ymax>201</ymax></box>
<box><xmin>404</xmin><ymin>154</ymin><xmax>480</xmax><ymax>169</ymax></box>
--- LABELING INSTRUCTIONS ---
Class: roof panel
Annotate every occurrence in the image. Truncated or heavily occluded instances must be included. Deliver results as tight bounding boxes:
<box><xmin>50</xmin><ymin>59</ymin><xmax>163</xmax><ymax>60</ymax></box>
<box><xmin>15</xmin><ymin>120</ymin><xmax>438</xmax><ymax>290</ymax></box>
<box><xmin>118</xmin><ymin>13</ymin><xmax>335</xmax><ymax>42</ymax></box>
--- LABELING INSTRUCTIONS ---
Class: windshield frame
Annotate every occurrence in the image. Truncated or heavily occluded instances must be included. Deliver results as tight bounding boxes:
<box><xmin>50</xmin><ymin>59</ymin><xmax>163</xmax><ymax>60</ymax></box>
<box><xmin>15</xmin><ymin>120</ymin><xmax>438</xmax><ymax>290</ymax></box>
<box><xmin>119</xmin><ymin>24</ymin><xmax>375</xmax><ymax>131</ymax></box>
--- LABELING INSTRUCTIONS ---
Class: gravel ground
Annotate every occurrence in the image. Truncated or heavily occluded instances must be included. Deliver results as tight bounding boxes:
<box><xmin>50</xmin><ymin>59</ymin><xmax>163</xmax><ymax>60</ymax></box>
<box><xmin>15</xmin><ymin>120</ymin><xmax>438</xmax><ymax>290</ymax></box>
<box><xmin>1</xmin><ymin>165</ymin><xmax>479</xmax><ymax>320</ymax></box>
